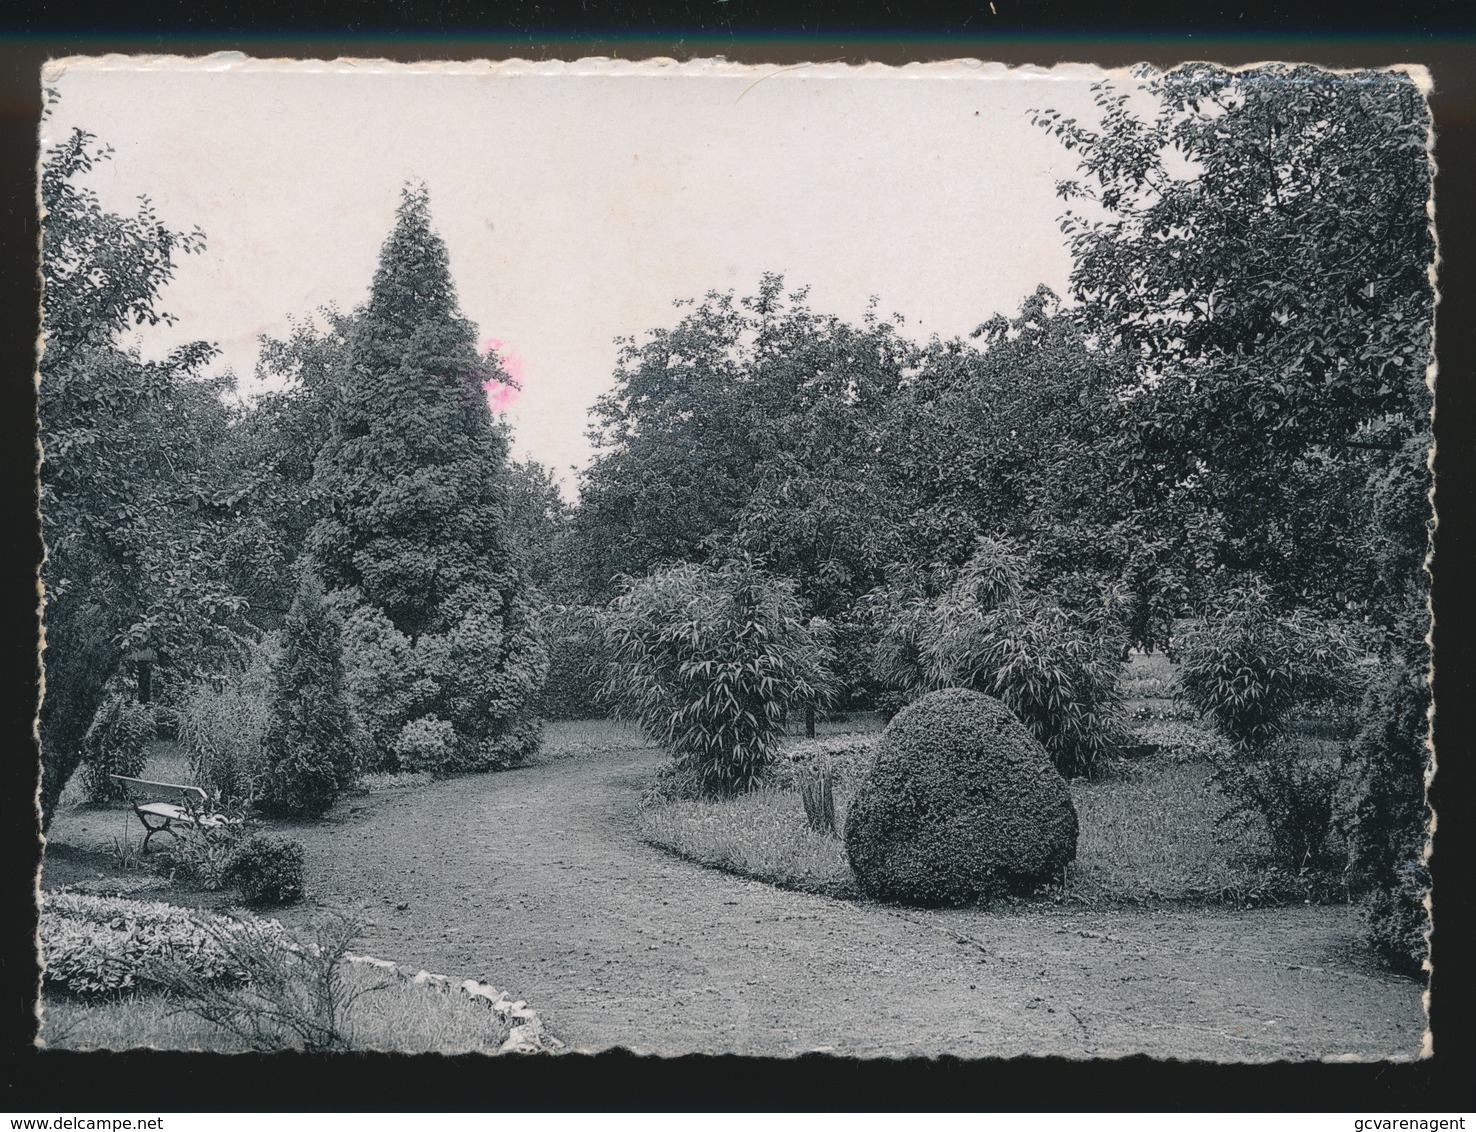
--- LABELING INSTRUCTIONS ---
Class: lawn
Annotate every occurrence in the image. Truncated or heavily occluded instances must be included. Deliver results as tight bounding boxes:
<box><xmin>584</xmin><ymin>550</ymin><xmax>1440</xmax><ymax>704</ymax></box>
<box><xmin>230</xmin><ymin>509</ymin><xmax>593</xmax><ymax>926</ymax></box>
<box><xmin>635</xmin><ymin>654</ymin><xmax>1332</xmax><ymax>909</ymax></box>
<box><xmin>41</xmin><ymin>960</ymin><xmax>516</xmax><ymax>1053</ymax></box>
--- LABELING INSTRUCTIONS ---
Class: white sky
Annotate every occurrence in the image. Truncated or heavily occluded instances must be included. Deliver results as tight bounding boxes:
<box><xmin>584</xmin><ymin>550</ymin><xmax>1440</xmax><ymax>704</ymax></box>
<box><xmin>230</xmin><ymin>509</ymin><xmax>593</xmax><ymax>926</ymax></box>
<box><xmin>41</xmin><ymin>57</ymin><xmax>1124</xmax><ymax>494</ymax></box>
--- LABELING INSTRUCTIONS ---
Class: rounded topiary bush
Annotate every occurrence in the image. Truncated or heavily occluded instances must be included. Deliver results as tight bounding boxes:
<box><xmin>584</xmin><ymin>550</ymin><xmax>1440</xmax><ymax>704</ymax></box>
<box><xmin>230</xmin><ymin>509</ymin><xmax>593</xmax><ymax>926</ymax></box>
<box><xmin>844</xmin><ymin>687</ymin><xmax>1078</xmax><ymax>905</ymax></box>
<box><xmin>228</xmin><ymin>834</ymin><xmax>306</xmax><ymax>906</ymax></box>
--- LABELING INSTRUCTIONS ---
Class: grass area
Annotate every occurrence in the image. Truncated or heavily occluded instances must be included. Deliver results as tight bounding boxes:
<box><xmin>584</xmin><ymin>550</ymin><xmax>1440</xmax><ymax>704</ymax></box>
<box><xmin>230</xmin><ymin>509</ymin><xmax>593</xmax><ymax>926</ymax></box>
<box><xmin>1118</xmin><ymin>650</ymin><xmax>1179</xmax><ymax>699</ymax></box>
<box><xmin>1068</xmin><ymin>758</ymin><xmax>1265</xmax><ymax>903</ymax></box>
<box><xmin>637</xmin><ymin>786</ymin><xmax>859</xmax><ymax>898</ymax></box>
<box><xmin>635</xmin><ymin>755</ymin><xmax>1270</xmax><ymax>906</ymax></box>
<box><xmin>637</xmin><ymin>655</ymin><xmax>1334</xmax><ymax>909</ymax></box>
<box><xmin>536</xmin><ymin>717</ymin><xmax>651</xmax><ymax>761</ymax></box>
<box><xmin>40</xmin><ymin>962</ymin><xmax>514</xmax><ymax>1053</ymax></box>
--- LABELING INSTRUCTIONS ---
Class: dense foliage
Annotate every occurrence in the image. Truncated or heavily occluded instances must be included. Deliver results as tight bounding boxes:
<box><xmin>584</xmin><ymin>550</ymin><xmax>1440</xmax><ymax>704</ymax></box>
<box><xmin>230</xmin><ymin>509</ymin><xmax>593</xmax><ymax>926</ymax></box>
<box><xmin>79</xmin><ymin>694</ymin><xmax>155</xmax><ymax>803</ymax></box>
<box><xmin>604</xmin><ymin>558</ymin><xmax>833</xmax><ymax>796</ymax></box>
<box><xmin>228</xmin><ymin>834</ymin><xmax>307</xmax><ymax>906</ymax></box>
<box><xmin>864</xmin><ymin>540</ymin><xmax>1128</xmax><ymax>778</ymax></box>
<box><xmin>844</xmin><ymin>689</ymin><xmax>1079</xmax><ymax>905</ymax></box>
<box><xmin>259</xmin><ymin>574</ymin><xmax>355</xmax><ymax>818</ymax></box>
<box><xmin>40</xmin><ymin>892</ymin><xmax>276</xmax><ymax>997</ymax></box>
<box><xmin>38</xmin><ymin>123</ymin><xmax>247</xmax><ymax>826</ymax></box>
<box><xmin>177</xmin><ymin>639</ymin><xmax>278</xmax><ymax>806</ymax></box>
<box><xmin>1343</xmin><ymin>662</ymin><xmax>1431</xmax><ymax>974</ymax></box>
<box><xmin>309</xmin><ymin>186</ymin><xmax>547</xmax><ymax>771</ymax></box>
<box><xmin>1036</xmin><ymin>64</ymin><xmax>1434</xmax><ymax>621</ymax></box>
<box><xmin>1176</xmin><ymin>586</ymin><xmax>1359</xmax><ymax>752</ymax></box>
<box><xmin>1038</xmin><ymin>64</ymin><xmax>1433</xmax><ymax>965</ymax></box>
<box><xmin>536</xmin><ymin>604</ymin><xmax>612</xmax><ymax>721</ymax></box>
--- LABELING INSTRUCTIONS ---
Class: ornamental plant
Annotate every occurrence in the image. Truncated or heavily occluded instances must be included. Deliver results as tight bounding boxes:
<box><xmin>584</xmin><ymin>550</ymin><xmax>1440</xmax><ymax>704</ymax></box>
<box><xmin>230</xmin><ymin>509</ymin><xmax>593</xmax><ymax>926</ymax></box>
<box><xmin>1176</xmin><ymin>583</ymin><xmax>1358</xmax><ymax>751</ymax></box>
<box><xmin>881</xmin><ymin>538</ymin><xmax>1128</xmax><ymax>779</ymax></box>
<box><xmin>1176</xmin><ymin>582</ymin><xmax>1360</xmax><ymax>870</ymax></box>
<box><xmin>308</xmin><ymin>184</ymin><xmax>546</xmax><ymax>771</ymax></box>
<box><xmin>258</xmin><ymin>572</ymin><xmax>354</xmax><ymax>818</ymax></box>
<box><xmin>80</xmin><ymin>693</ymin><xmax>155</xmax><ymax>803</ymax></box>
<box><xmin>603</xmin><ymin>557</ymin><xmax>833</xmax><ymax>797</ymax></box>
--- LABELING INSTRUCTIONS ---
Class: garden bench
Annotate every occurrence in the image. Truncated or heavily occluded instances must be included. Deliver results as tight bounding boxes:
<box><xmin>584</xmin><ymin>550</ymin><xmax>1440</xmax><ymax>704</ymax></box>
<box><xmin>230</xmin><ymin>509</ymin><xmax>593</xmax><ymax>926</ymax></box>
<box><xmin>110</xmin><ymin>775</ymin><xmax>241</xmax><ymax>851</ymax></box>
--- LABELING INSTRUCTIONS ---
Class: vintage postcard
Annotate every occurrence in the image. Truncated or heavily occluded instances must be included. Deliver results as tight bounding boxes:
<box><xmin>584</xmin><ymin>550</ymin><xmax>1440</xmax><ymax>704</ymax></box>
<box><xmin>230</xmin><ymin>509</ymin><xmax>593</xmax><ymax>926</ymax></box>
<box><xmin>33</xmin><ymin>56</ymin><xmax>1435</xmax><ymax>1060</ymax></box>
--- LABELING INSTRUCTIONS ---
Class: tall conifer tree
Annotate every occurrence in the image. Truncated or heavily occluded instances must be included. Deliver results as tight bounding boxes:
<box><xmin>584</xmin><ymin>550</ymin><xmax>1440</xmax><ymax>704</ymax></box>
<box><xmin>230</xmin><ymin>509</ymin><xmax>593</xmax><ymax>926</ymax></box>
<box><xmin>259</xmin><ymin>572</ymin><xmax>353</xmax><ymax>817</ymax></box>
<box><xmin>310</xmin><ymin>185</ymin><xmax>545</xmax><ymax>771</ymax></box>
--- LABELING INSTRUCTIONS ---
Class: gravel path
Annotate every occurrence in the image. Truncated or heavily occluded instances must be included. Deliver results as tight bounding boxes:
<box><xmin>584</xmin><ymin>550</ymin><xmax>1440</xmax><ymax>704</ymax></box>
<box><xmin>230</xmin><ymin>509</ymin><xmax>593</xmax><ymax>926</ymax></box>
<box><xmin>265</xmin><ymin>738</ymin><xmax>1427</xmax><ymax>1060</ymax></box>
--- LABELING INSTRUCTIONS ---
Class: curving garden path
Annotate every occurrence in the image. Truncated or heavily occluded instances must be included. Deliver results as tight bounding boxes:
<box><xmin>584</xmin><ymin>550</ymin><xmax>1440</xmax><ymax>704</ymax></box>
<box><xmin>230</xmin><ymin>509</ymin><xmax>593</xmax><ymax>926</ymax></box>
<box><xmin>278</xmin><ymin>741</ymin><xmax>1426</xmax><ymax>1060</ymax></box>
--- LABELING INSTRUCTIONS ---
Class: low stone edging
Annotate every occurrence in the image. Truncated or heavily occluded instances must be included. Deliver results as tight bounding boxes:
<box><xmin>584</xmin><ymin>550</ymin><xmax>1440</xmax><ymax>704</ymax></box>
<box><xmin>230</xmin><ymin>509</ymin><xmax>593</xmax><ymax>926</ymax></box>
<box><xmin>345</xmin><ymin>953</ymin><xmax>563</xmax><ymax>1053</ymax></box>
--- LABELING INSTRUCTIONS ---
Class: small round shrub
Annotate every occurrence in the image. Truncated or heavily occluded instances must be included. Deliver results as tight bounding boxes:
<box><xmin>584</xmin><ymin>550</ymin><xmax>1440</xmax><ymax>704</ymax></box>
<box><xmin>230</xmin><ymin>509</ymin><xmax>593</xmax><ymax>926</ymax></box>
<box><xmin>392</xmin><ymin>715</ymin><xmax>456</xmax><ymax>773</ymax></box>
<box><xmin>228</xmin><ymin>834</ymin><xmax>306</xmax><ymax>906</ymax></box>
<box><xmin>80</xmin><ymin>694</ymin><xmax>156</xmax><ymax>803</ymax></box>
<box><xmin>444</xmin><ymin>717</ymin><xmax>544</xmax><ymax>773</ymax></box>
<box><xmin>844</xmin><ymin>688</ymin><xmax>1078</xmax><ymax>905</ymax></box>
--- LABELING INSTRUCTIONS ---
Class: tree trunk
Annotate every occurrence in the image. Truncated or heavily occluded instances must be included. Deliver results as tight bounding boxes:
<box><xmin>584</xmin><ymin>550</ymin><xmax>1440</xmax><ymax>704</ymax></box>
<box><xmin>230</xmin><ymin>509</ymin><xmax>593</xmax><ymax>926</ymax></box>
<box><xmin>805</xmin><ymin>703</ymin><xmax>816</xmax><ymax>739</ymax></box>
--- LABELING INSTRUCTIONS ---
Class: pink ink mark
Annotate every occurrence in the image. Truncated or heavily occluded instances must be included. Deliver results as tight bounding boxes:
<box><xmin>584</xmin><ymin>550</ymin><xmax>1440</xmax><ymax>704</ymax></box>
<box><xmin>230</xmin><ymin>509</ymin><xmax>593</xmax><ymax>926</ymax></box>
<box><xmin>480</xmin><ymin>336</ymin><xmax>524</xmax><ymax>412</ymax></box>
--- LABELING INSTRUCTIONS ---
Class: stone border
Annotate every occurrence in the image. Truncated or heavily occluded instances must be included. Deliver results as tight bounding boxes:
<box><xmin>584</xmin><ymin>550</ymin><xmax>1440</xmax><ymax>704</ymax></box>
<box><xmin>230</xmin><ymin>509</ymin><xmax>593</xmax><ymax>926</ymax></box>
<box><xmin>345</xmin><ymin>953</ymin><xmax>563</xmax><ymax>1053</ymax></box>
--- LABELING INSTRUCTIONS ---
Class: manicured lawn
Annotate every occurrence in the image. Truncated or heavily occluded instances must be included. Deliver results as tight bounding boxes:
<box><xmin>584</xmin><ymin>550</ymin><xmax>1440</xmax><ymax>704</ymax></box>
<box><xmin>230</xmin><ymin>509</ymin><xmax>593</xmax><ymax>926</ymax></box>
<box><xmin>636</xmin><ymin>654</ymin><xmax>1324</xmax><ymax>908</ymax></box>
<box><xmin>635</xmin><ymin>754</ymin><xmax>1274</xmax><ymax>905</ymax></box>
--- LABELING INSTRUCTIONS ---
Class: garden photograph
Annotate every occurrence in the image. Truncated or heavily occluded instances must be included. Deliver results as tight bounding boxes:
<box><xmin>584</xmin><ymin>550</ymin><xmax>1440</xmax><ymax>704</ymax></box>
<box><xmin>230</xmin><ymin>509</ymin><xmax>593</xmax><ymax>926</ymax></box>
<box><xmin>31</xmin><ymin>57</ymin><xmax>1435</xmax><ymax>1060</ymax></box>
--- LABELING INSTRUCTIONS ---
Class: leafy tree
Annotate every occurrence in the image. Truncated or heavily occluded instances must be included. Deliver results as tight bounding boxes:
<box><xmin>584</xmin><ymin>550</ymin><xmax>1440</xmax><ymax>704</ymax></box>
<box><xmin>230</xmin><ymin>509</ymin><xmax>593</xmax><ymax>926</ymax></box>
<box><xmin>1036</xmin><ymin>64</ymin><xmax>1434</xmax><ymax>623</ymax></box>
<box><xmin>259</xmin><ymin>573</ymin><xmax>354</xmax><ymax>818</ymax></box>
<box><xmin>38</xmin><ymin>121</ymin><xmax>245</xmax><ymax>826</ymax></box>
<box><xmin>308</xmin><ymin>185</ymin><xmax>546</xmax><ymax>769</ymax></box>
<box><xmin>218</xmin><ymin>309</ymin><xmax>357</xmax><ymax>628</ymax></box>
<box><xmin>1038</xmin><ymin>65</ymin><xmax>1433</xmax><ymax>938</ymax></box>
<box><xmin>603</xmin><ymin>557</ymin><xmax>833</xmax><ymax>797</ymax></box>
<box><xmin>500</xmin><ymin>458</ymin><xmax>574</xmax><ymax>597</ymax></box>
<box><xmin>1176</xmin><ymin>584</ymin><xmax>1361</xmax><ymax>870</ymax></box>
<box><xmin>572</xmin><ymin>277</ymin><xmax>917</xmax><ymax>612</ymax></box>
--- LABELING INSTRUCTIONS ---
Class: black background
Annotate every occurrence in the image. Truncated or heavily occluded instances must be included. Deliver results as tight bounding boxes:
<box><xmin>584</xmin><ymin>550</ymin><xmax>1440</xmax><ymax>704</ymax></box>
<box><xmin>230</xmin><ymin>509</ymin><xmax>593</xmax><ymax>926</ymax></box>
<box><xmin>2</xmin><ymin>1</ymin><xmax>1473</xmax><ymax>1112</ymax></box>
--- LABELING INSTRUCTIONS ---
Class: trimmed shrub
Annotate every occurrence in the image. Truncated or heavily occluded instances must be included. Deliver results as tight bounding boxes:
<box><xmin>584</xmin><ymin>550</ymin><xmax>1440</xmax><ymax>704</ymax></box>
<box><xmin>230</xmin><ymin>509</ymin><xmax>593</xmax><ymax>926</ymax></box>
<box><xmin>335</xmin><ymin>597</ymin><xmax>417</xmax><ymax>772</ymax></box>
<box><xmin>80</xmin><ymin>694</ymin><xmax>155</xmax><ymax>803</ymax></box>
<box><xmin>40</xmin><ymin>892</ymin><xmax>280</xmax><ymax>997</ymax></box>
<box><xmin>259</xmin><ymin>574</ymin><xmax>355</xmax><ymax>818</ymax></box>
<box><xmin>844</xmin><ymin>688</ymin><xmax>1079</xmax><ymax>905</ymax></box>
<box><xmin>177</xmin><ymin>638</ymin><xmax>278</xmax><ymax>805</ymax></box>
<box><xmin>604</xmin><ymin>557</ymin><xmax>833</xmax><ymax>797</ymax></box>
<box><xmin>392</xmin><ymin>715</ymin><xmax>456</xmax><ymax>773</ymax></box>
<box><xmin>228</xmin><ymin>834</ymin><xmax>307</xmax><ymax>906</ymax></box>
<box><xmin>442</xmin><ymin>716</ymin><xmax>544</xmax><ymax>774</ymax></box>
<box><xmin>537</xmin><ymin>604</ymin><xmax>611</xmax><ymax>720</ymax></box>
<box><xmin>334</xmin><ymin>588</ymin><xmax>547</xmax><ymax>774</ymax></box>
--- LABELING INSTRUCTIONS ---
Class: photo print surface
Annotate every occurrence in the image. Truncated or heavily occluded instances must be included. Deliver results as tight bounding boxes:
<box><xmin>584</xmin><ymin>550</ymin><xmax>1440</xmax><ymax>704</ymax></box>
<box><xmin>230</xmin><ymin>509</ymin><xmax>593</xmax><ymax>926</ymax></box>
<box><xmin>34</xmin><ymin>56</ymin><xmax>1436</xmax><ymax>1059</ymax></box>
